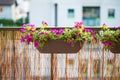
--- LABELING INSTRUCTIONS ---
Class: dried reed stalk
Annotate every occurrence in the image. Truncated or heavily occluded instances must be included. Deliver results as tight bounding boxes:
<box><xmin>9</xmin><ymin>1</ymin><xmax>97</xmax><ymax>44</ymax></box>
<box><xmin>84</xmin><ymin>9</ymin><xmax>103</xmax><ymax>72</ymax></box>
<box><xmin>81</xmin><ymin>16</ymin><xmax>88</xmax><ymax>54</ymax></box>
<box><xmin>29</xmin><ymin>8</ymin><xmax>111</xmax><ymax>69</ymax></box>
<box><xmin>65</xmin><ymin>54</ymin><xmax>68</xmax><ymax>80</ymax></box>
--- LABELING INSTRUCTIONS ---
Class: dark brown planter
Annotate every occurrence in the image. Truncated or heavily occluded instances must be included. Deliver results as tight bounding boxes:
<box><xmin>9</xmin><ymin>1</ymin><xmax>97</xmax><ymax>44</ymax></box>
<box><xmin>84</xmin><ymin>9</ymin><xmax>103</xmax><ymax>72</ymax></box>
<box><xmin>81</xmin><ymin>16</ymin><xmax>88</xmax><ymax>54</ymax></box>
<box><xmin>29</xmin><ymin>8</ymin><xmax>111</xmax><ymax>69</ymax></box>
<box><xmin>110</xmin><ymin>45</ymin><xmax>120</xmax><ymax>54</ymax></box>
<box><xmin>37</xmin><ymin>40</ymin><xmax>84</xmax><ymax>53</ymax></box>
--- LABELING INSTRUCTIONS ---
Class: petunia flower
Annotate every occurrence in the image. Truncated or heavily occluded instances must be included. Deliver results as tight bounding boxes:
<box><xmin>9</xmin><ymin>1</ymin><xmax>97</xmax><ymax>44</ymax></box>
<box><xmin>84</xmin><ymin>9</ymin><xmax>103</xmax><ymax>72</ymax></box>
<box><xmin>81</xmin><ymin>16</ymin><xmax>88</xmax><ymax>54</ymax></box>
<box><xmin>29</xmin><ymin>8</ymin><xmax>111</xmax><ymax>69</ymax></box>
<box><xmin>68</xmin><ymin>41</ymin><xmax>74</xmax><ymax>46</ymax></box>
<box><xmin>76</xmin><ymin>34</ymin><xmax>81</xmax><ymax>37</ymax></box>
<box><xmin>29</xmin><ymin>34</ymin><xmax>33</xmax><ymax>38</ymax></box>
<box><xmin>27</xmin><ymin>38</ymin><xmax>32</xmax><ymax>43</ymax></box>
<box><xmin>34</xmin><ymin>41</ymin><xmax>39</xmax><ymax>47</ymax></box>
<box><xmin>50</xmin><ymin>29</ymin><xmax>64</xmax><ymax>35</ymax></box>
<box><xmin>40</xmin><ymin>32</ymin><xmax>49</xmax><ymax>37</ymax></box>
<box><xmin>118</xmin><ymin>26</ymin><xmax>120</xmax><ymax>30</ymax></box>
<box><xmin>93</xmin><ymin>36</ymin><xmax>97</xmax><ymax>41</ymax></box>
<box><xmin>102</xmin><ymin>42</ymin><xmax>113</xmax><ymax>46</ymax></box>
<box><xmin>20</xmin><ymin>28</ymin><xmax>26</xmax><ymax>33</ymax></box>
<box><xmin>74</xmin><ymin>22</ymin><xmax>84</xmax><ymax>28</ymax></box>
<box><xmin>20</xmin><ymin>37</ymin><xmax>25</xmax><ymax>42</ymax></box>
<box><xmin>23</xmin><ymin>24</ymin><xmax>35</xmax><ymax>27</ymax></box>
<box><xmin>59</xmin><ymin>29</ymin><xmax>64</xmax><ymax>34</ymax></box>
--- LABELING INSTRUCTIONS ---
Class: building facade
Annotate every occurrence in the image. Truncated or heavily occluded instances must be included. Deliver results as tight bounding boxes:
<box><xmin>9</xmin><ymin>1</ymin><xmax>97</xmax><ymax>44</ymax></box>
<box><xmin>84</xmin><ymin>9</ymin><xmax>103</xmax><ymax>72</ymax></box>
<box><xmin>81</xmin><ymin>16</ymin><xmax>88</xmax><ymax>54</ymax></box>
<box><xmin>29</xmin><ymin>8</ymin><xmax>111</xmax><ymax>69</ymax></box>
<box><xmin>0</xmin><ymin>0</ymin><xmax>17</xmax><ymax>21</ymax></box>
<box><xmin>0</xmin><ymin>0</ymin><xmax>30</xmax><ymax>22</ymax></box>
<box><xmin>30</xmin><ymin>0</ymin><xmax>120</xmax><ymax>27</ymax></box>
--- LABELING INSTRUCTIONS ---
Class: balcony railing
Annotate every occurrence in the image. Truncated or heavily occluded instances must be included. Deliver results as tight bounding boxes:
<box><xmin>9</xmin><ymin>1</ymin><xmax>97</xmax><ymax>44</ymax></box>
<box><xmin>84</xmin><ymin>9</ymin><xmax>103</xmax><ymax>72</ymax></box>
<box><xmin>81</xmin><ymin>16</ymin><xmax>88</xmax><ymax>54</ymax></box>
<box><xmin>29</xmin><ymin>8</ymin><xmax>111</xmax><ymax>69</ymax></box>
<box><xmin>0</xmin><ymin>28</ymin><xmax>120</xmax><ymax>80</ymax></box>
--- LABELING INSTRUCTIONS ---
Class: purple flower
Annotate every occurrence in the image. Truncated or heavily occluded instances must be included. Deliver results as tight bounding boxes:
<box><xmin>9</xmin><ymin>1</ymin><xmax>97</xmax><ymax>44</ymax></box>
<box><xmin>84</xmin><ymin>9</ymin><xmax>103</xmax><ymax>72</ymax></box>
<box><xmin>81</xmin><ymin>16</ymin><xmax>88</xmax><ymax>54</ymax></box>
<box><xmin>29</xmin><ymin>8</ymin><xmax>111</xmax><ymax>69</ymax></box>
<box><xmin>90</xmin><ymin>30</ymin><xmax>95</xmax><ymax>35</ymax></box>
<box><xmin>40</xmin><ymin>32</ymin><xmax>49</xmax><ymax>37</ymax></box>
<box><xmin>27</xmin><ymin>38</ymin><xmax>32</xmax><ymax>43</ymax></box>
<box><xmin>59</xmin><ymin>29</ymin><xmax>64</xmax><ymax>34</ymax></box>
<box><xmin>76</xmin><ymin>34</ymin><xmax>81</xmax><ymax>37</ymax></box>
<box><xmin>50</xmin><ymin>29</ymin><xmax>64</xmax><ymax>35</ymax></box>
<box><xmin>93</xmin><ymin>36</ymin><xmax>97</xmax><ymax>41</ymax></box>
<box><xmin>30</xmin><ymin>29</ymin><xmax>36</xmax><ymax>32</ymax></box>
<box><xmin>102</xmin><ymin>42</ymin><xmax>113</xmax><ymax>46</ymax></box>
<box><xmin>118</xmin><ymin>26</ymin><xmax>120</xmax><ymax>30</ymax></box>
<box><xmin>102</xmin><ymin>42</ymin><xmax>107</xmax><ymax>46</ymax></box>
<box><xmin>68</xmin><ymin>41</ymin><xmax>74</xmax><ymax>46</ymax></box>
<box><xmin>34</xmin><ymin>41</ymin><xmax>39</xmax><ymax>47</ymax></box>
<box><xmin>29</xmin><ymin>24</ymin><xmax>35</xmax><ymax>27</ymax></box>
<box><xmin>40</xmin><ymin>32</ymin><xmax>45</xmax><ymax>34</ymax></box>
<box><xmin>20</xmin><ymin>37</ymin><xmax>25</xmax><ymax>42</ymax></box>
<box><xmin>42</xmin><ymin>21</ymin><xmax>48</xmax><ymax>26</ymax></box>
<box><xmin>50</xmin><ymin>29</ymin><xmax>57</xmax><ymax>34</ymax></box>
<box><xmin>25</xmin><ymin>34</ymin><xmax>33</xmax><ymax>39</ymax></box>
<box><xmin>29</xmin><ymin>34</ymin><xmax>33</xmax><ymax>38</ymax></box>
<box><xmin>25</xmin><ymin>35</ymin><xmax>29</xmax><ymax>39</ymax></box>
<box><xmin>23</xmin><ymin>24</ymin><xmax>28</xmax><ymax>27</ymax></box>
<box><xmin>24</xmin><ymin>35</ymin><xmax>33</xmax><ymax>43</ymax></box>
<box><xmin>56</xmin><ymin>31</ymin><xmax>60</xmax><ymax>35</ymax></box>
<box><xmin>23</xmin><ymin>24</ymin><xmax>35</xmax><ymax>27</ymax></box>
<box><xmin>83</xmin><ymin>29</ymin><xmax>95</xmax><ymax>35</ymax></box>
<box><xmin>74</xmin><ymin>22</ymin><xmax>84</xmax><ymax>28</ymax></box>
<box><xmin>108</xmin><ymin>42</ymin><xmax>113</xmax><ymax>46</ymax></box>
<box><xmin>20</xmin><ymin>28</ymin><xmax>26</xmax><ymax>33</ymax></box>
<box><xmin>83</xmin><ymin>29</ymin><xmax>89</xmax><ymax>32</ymax></box>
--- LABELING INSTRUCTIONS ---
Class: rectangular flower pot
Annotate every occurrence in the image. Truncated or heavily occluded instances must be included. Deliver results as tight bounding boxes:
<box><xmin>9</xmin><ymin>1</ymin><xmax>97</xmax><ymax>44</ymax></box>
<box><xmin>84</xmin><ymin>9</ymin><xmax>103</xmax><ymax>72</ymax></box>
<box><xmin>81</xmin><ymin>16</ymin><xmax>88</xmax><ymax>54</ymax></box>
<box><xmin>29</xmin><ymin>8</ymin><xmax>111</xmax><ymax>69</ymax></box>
<box><xmin>37</xmin><ymin>40</ymin><xmax>84</xmax><ymax>53</ymax></box>
<box><xmin>110</xmin><ymin>45</ymin><xmax>120</xmax><ymax>54</ymax></box>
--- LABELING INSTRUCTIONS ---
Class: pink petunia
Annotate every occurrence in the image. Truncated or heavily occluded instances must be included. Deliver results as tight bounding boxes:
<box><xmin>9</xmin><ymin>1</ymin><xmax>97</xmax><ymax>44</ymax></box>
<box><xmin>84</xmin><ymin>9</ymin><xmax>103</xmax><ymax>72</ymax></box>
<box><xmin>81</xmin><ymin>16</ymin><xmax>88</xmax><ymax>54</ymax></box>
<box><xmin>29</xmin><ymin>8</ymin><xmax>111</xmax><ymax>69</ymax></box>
<box><xmin>29</xmin><ymin>24</ymin><xmax>35</xmax><ymax>27</ymax></box>
<box><xmin>93</xmin><ymin>36</ymin><xmax>97</xmax><ymax>41</ymax></box>
<box><xmin>27</xmin><ymin>38</ymin><xmax>32</xmax><ymax>43</ymax></box>
<box><xmin>68</xmin><ymin>41</ymin><xmax>74</xmax><ymax>46</ymax></box>
<box><xmin>40</xmin><ymin>32</ymin><xmax>49</xmax><ymax>37</ymax></box>
<box><xmin>74</xmin><ymin>22</ymin><xmax>84</xmax><ymax>28</ymax></box>
<box><xmin>34</xmin><ymin>41</ymin><xmax>39</xmax><ymax>47</ymax></box>
<box><xmin>23</xmin><ymin>24</ymin><xmax>35</xmax><ymax>27</ymax></box>
<box><xmin>59</xmin><ymin>29</ymin><xmax>64</xmax><ymax>34</ymax></box>
<box><xmin>30</xmin><ymin>29</ymin><xmax>36</xmax><ymax>32</ymax></box>
<box><xmin>76</xmin><ymin>34</ymin><xmax>81</xmax><ymax>37</ymax></box>
<box><xmin>42</xmin><ymin>21</ymin><xmax>48</xmax><ymax>26</ymax></box>
<box><xmin>20</xmin><ymin>28</ymin><xmax>26</xmax><ymax>33</ymax></box>
<box><xmin>83</xmin><ymin>29</ymin><xmax>95</xmax><ymax>35</ymax></box>
<box><xmin>108</xmin><ymin>42</ymin><xmax>113</xmax><ymax>46</ymax></box>
<box><xmin>20</xmin><ymin>37</ymin><xmax>25</xmax><ymax>42</ymax></box>
<box><xmin>118</xmin><ymin>26</ymin><xmax>120</xmax><ymax>30</ymax></box>
<box><xmin>50</xmin><ymin>29</ymin><xmax>64</xmax><ymax>35</ymax></box>
<box><xmin>102</xmin><ymin>42</ymin><xmax>113</xmax><ymax>46</ymax></box>
<box><xmin>29</xmin><ymin>34</ymin><xmax>33</xmax><ymax>38</ymax></box>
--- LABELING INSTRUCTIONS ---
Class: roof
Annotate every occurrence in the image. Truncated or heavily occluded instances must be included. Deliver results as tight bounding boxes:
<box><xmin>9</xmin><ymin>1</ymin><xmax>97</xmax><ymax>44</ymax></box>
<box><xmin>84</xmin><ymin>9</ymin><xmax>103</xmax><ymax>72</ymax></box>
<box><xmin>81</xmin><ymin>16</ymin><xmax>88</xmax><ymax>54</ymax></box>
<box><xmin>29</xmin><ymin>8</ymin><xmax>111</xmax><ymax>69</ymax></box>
<box><xmin>0</xmin><ymin>0</ymin><xmax>16</xmax><ymax>5</ymax></box>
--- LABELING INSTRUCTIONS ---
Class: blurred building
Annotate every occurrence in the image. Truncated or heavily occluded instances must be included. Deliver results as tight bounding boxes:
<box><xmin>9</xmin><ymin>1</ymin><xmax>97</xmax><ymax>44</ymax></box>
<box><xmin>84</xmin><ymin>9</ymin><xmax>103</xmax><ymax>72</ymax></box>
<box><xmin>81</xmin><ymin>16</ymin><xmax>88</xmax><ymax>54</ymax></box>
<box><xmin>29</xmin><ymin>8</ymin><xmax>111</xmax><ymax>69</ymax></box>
<box><xmin>30</xmin><ymin>0</ymin><xmax>120</xmax><ymax>27</ymax></box>
<box><xmin>0</xmin><ymin>0</ymin><xmax>18</xmax><ymax>21</ymax></box>
<box><xmin>0</xmin><ymin>0</ymin><xmax>29</xmax><ymax>21</ymax></box>
<box><xmin>16</xmin><ymin>0</ymin><xmax>30</xmax><ymax>20</ymax></box>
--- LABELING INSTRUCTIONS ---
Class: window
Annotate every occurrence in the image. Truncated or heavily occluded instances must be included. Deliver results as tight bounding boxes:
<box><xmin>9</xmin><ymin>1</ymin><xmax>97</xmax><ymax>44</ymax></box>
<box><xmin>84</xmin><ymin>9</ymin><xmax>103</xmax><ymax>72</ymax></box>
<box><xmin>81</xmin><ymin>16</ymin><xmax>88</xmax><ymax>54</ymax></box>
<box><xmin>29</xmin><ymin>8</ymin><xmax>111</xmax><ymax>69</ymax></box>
<box><xmin>108</xmin><ymin>9</ymin><xmax>115</xmax><ymax>19</ymax></box>
<box><xmin>68</xmin><ymin>9</ymin><xmax>74</xmax><ymax>18</ymax></box>
<box><xmin>83</xmin><ymin>7</ymin><xmax>100</xmax><ymax>26</ymax></box>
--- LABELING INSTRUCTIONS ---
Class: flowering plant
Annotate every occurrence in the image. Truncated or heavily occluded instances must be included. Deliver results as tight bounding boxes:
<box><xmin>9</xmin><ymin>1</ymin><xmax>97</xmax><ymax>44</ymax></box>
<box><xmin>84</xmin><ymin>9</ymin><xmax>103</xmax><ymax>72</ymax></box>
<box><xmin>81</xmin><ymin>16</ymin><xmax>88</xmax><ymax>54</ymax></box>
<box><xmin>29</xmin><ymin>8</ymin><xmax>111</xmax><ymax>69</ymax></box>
<box><xmin>98</xmin><ymin>24</ymin><xmax>120</xmax><ymax>50</ymax></box>
<box><xmin>20</xmin><ymin>21</ymin><xmax>97</xmax><ymax>48</ymax></box>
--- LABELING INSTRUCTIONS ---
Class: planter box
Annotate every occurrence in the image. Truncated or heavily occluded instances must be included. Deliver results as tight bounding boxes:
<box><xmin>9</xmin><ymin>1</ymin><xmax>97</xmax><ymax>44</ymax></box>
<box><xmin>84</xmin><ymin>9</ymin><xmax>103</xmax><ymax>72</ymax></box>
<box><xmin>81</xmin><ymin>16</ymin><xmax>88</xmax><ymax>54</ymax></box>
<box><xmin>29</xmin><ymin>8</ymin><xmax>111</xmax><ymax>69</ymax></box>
<box><xmin>110</xmin><ymin>45</ymin><xmax>120</xmax><ymax>54</ymax></box>
<box><xmin>37</xmin><ymin>40</ymin><xmax>84</xmax><ymax>53</ymax></box>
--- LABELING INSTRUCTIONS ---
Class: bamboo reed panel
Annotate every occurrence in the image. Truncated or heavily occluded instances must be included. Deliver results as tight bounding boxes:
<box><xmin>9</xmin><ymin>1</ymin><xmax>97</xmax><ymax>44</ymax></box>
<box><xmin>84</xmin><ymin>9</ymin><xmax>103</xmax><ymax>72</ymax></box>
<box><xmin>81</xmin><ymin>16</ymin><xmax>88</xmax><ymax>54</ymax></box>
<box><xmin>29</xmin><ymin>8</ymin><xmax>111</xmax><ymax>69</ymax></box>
<box><xmin>89</xmin><ymin>42</ymin><xmax>93</xmax><ymax>80</ymax></box>
<box><xmin>0</xmin><ymin>29</ymin><xmax>120</xmax><ymax>80</ymax></box>
<box><xmin>102</xmin><ymin>48</ymin><xmax>105</xmax><ymax>80</ymax></box>
<box><xmin>65</xmin><ymin>54</ymin><xmax>68</xmax><ymax>80</ymax></box>
<box><xmin>37</xmin><ymin>51</ymin><xmax>41</xmax><ymax>80</ymax></box>
<box><xmin>78</xmin><ymin>51</ymin><xmax>81</xmax><ymax>80</ymax></box>
<box><xmin>113</xmin><ymin>54</ymin><xmax>116</xmax><ymax>80</ymax></box>
<box><xmin>51</xmin><ymin>54</ymin><xmax>54</xmax><ymax>80</ymax></box>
